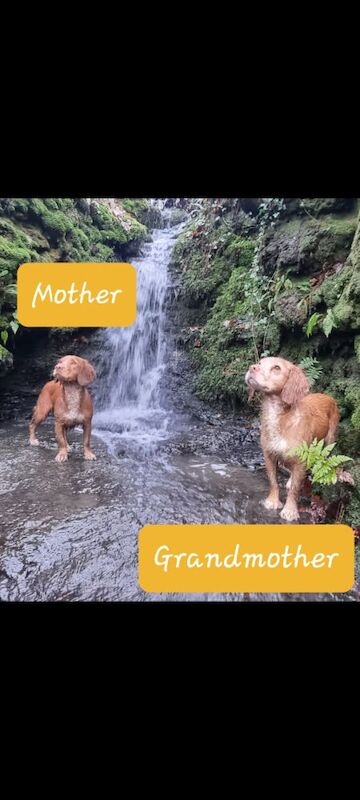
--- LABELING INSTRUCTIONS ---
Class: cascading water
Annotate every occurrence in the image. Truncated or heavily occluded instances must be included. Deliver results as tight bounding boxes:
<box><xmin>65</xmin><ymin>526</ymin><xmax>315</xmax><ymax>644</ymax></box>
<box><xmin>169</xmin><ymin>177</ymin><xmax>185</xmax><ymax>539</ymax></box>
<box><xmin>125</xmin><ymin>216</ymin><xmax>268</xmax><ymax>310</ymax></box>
<box><xmin>92</xmin><ymin>216</ymin><xmax>184</xmax><ymax>452</ymax></box>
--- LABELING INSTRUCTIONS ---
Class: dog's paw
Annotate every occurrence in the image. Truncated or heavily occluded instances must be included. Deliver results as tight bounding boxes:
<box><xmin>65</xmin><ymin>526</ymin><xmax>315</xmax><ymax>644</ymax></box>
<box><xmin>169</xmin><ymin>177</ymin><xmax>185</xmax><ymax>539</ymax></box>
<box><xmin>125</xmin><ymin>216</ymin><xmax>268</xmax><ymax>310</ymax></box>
<box><xmin>84</xmin><ymin>450</ymin><xmax>96</xmax><ymax>461</ymax></box>
<box><xmin>29</xmin><ymin>438</ymin><xmax>40</xmax><ymax>447</ymax></box>
<box><xmin>55</xmin><ymin>450</ymin><xmax>68</xmax><ymax>463</ymax></box>
<box><xmin>280</xmin><ymin>505</ymin><xmax>299</xmax><ymax>522</ymax></box>
<box><xmin>263</xmin><ymin>497</ymin><xmax>283</xmax><ymax>510</ymax></box>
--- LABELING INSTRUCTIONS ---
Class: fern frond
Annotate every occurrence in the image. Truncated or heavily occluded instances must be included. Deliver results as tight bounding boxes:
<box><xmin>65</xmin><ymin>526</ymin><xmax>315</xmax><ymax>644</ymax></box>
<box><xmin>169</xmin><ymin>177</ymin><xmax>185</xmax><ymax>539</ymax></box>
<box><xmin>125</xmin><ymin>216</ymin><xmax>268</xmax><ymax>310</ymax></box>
<box><xmin>286</xmin><ymin>438</ymin><xmax>353</xmax><ymax>486</ymax></box>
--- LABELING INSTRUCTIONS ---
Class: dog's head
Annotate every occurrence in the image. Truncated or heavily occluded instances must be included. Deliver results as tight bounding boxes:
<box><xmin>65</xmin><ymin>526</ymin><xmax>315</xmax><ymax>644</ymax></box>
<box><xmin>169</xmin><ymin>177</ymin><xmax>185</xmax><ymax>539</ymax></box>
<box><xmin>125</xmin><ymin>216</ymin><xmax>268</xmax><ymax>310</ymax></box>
<box><xmin>53</xmin><ymin>355</ymin><xmax>96</xmax><ymax>386</ymax></box>
<box><xmin>245</xmin><ymin>357</ymin><xmax>309</xmax><ymax>406</ymax></box>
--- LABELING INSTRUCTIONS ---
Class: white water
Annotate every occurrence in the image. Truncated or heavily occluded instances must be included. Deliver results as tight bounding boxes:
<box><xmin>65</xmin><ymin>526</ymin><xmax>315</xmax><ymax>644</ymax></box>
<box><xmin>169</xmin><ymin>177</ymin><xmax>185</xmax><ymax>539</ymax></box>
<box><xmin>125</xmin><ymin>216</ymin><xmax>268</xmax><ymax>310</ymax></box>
<box><xmin>93</xmin><ymin>220</ymin><xmax>184</xmax><ymax>452</ymax></box>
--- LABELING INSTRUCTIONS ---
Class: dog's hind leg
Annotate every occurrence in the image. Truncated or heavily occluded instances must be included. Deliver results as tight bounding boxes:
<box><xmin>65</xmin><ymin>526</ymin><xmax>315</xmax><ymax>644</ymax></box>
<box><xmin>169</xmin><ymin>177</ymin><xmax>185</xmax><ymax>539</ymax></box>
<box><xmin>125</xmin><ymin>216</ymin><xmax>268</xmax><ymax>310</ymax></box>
<box><xmin>63</xmin><ymin>428</ymin><xmax>70</xmax><ymax>452</ymax></box>
<box><xmin>324</xmin><ymin>402</ymin><xmax>340</xmax><ymax>445</ymax></box>
<box><xmin>280</xmin><ymin>461</ymin><xmax>306</xmax><ymax>522</ymax></box>
<box><xmin>29</xmin><ymin>386</ymin><xmax>53</xmax><ymax>446</ymax></box>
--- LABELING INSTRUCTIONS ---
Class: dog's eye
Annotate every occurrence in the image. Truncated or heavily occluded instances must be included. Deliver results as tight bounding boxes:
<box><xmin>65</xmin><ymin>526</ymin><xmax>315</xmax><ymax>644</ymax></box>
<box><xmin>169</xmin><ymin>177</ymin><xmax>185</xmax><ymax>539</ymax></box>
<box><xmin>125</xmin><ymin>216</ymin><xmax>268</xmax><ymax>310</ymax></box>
<box><xmin>272</xmin><ymin>365</ymin><xmax>281</xmax><ymax>371</ymax></box>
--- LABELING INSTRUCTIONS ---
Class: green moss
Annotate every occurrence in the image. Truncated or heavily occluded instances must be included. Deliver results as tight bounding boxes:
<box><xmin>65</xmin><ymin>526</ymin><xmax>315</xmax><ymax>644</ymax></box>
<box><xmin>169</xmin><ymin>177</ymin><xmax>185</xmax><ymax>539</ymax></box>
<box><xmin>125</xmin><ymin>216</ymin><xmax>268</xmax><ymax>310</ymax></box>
<box><xmin>260</xmin><ymin>213</ymin><xmax>357</xmax><ymax>276</ymax></box>
<box><xmin>351</xmin><ymin>406</ymin><xmax>360</xmax><ymax>431</ymax></box>
<box><xmin>311</xmin><ymin>213</ymin><xmax>360</xmax><ymax>330</ymax></box>
<box><xmin>29</xmin><ymin>198</ymin><xmax>48</xmax><ymax>217</ymax></box>
<box><xmin>89</xmin><ymin>203</ymin><xmax>142</xmax><ymax>246</ymax></box>
<box><xmin>333</xmin><ymin>258</ymin><xmax>360</xmax><ymax>330</ymax></box>
<box><xmin>0</xmin><ymin>237</ymin><xmax>32</xmax><ymax>272</ymax></box>
<box><xmin>89</xmin><ymin>242</ymin><xmax>114</xmax><ymax>261</ymax></box>
<box><xmin>41</xmin><ymin>210</ymin><xmax>74</xmax><ymax>238</ymax></box>
<box><xmin>282</xmin><ymin>198</ymin><xmax>357</xmax><ymax>218</ymax></box>
<box><xmin>337</xmin><ymin>420</ymin><xmax>360</xmax><ymax>456</ymax></box>
<box><xmin>122</xmin><ymin>199</ymin><xmax>149</xmax><ymax>218</ymax></box>
<box><xmin>43</xmin><ymin>198</ymin><xmax>59</xmax><ymax>211</ymax></box>
<box><xmin>194</xmin><ymin>347</ymin><xmax>253</xmax><ymax>404</ymax></box>
<box><xmin>100</xmin><ymin>226</ymin><xmax>128</xmax><ymax>245</ymax></box>
<box><xmin>127</xmin><ymin>218</ymin><xmax>147</xmax><ymax>241</ymax></box>
<box><xmin>273</xmin><ymin>289</ymin><xmax>308</xmax><ymax>327</ymax></box>
<box><xmin>186</xmin><ymin>240</ymin><xmax>264</xmax><ymax>402</ymax></box>
<box><xmin>8</xmin><ymin>198</ymin><xmax>30</xmax><ymax>215</ymax></box>
<box><xmin>300</xmin><ymin>198</ymin><xmax>356</xmax><ymax>216</ymax></box>
<box><xmin>173</xmin><ymin>227</ymin><xmax>254</xmax><ymax>306</ymax></box>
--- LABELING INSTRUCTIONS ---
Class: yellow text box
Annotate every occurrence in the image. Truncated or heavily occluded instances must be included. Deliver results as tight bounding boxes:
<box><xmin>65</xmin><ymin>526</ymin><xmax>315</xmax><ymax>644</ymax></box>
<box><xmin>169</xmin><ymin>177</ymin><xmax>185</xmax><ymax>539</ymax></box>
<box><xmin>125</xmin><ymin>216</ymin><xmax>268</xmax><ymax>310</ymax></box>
<box><xmin>17</xmin><ymin>262</ymin><xmax>136</xmax><ymax>327</ymax></box>
<box><xmin>139</xmin><ymin>524</ymin><xmax>354</xmax><ymax>593</ymax></box>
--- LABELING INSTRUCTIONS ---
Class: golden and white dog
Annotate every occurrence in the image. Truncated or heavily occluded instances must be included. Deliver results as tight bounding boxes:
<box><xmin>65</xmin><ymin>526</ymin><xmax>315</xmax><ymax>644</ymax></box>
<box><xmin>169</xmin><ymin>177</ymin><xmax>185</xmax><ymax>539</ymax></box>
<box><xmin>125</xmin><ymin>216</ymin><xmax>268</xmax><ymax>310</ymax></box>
<box><xmin>245</xmin><ymin>357</ymin><xmax>339</xmax><ymax>521</ymax></box>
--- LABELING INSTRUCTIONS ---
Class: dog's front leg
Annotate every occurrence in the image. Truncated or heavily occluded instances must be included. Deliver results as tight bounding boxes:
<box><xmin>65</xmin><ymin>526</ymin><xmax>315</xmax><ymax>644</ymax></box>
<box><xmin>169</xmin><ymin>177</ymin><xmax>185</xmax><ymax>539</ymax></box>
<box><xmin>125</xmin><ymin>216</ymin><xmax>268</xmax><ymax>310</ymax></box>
<box><xmin>55</xmin><ymin>419</ymin><xmax>69</xmax><ymax>462</ymax></box>
<box><xmin>83</xmin><ymin>419</ymin><xmax>96</xmax><ymax>461</ymax></box>
<box><xmin>280</xmin><ymin>461</ymin><xmax>305</xmax><ymax>521</ymax></box>
<box><xmin>263</xmin><ymin>452</ymin><xmax>283</xmax><ymax>510</ymax></box>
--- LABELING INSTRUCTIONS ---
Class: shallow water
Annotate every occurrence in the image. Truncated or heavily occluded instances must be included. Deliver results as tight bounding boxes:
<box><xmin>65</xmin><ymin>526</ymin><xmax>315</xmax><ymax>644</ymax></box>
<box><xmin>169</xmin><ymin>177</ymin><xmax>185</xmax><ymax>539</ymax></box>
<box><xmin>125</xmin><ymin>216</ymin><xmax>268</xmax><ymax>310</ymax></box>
<box><xmin>0</xmin><ymin>419</ymin><xmax>333</xmax><ymax>601</ymax></box>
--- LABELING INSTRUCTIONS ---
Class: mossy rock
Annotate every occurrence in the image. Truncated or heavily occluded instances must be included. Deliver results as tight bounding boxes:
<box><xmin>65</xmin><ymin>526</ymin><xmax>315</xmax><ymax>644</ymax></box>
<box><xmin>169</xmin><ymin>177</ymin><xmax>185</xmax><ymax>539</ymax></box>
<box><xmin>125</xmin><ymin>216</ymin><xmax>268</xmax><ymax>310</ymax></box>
<box><xmin>273</xmin><ymin>289</ymin><xmax>308</xmax><ymax>327</ymax></box>
<box><xmin>314</xmin><ymin>215</ymin><xmax>360</xmax><ymax>330</ymax></box>
<box><xmin>173</xmin><ymin>225</ymin><xmax>254</xmax><ymax>306</ymax></box>
<box><xmin>332</xmin><ymin>216</ymin><xmax>360</xmax><ymax>330</ymax></box>
<box><xmin>193</xmin><ymin>345</ymin><xmax>255</xmax><ymax>404</ymax></box>
<box><xmin>122</xmin><ymin>199</ymin><xmax>163</xmax><ymax>229</ymax></box>
<box><xmin>187</xmin><ymin>244</ymin><xmax>267</xmax><ymax>402</ymax></box>
<box><xmin>166</xmin><ymin>209</ymin><xmax>187</xmax><ymax>226</ymax></box>
<box><xmin>259</xmin><ymin>214</ymin><xmax>357</xmax><ymax>276</ymax></box>
<box><xmin>283</xmin><ymin>198</ymin><xmax>356</xmax><ymax>218</ymax></box>
<box><xmin>21</xmin><ymin>224</ymin><xmax>50</xmax><ymax>252</ymax></box>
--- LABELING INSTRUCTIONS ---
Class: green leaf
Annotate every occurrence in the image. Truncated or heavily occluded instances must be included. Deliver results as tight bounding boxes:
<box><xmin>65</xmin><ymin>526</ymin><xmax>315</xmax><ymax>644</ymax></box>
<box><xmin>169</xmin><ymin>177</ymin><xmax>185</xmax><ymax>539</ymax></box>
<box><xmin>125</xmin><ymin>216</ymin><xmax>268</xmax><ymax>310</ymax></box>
<box><xmin>4</xmin><ymin>284</ymin><xmax>17</xmax><ymax>297</ymax></box>
<box><xmin>9</xmin><ymin>320</ymin><xmax>19</xmax><ymax>334</ymax></box>
<box><xmin>321</xmin><ymin>442</ymin><xmax>336</xmax><ymax>457</ymax></box>
<box><xmin>322</xmin><ymin>308</ymin><xmax>338</xmax><ymax>338</ymax></box>
<box><xmin>299</xmin><ymin>356</ymin><xmax>323</xmax><ymax>387</ymax></box>
<box><xmin>305</xmin><ymin>312</ymin><xmax>321</xmax><ymax>338</ymax></box>
<box><xmin>1</xmin><ymin>330</ymin><xmax>8</xmax><ymax>345</ymax></box>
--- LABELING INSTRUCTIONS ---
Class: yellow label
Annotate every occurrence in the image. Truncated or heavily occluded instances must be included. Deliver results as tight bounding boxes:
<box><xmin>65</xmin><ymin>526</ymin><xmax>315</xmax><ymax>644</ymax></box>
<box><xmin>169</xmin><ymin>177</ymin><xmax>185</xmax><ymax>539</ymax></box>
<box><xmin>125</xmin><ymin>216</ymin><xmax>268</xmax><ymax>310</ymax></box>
<box><xmin>17</xmin><ymin>262</ymin><xmax>136</xmax><ymax>327</ymax></box>
<box><xmin>139</xmin><ymin>524</ymin><xmax>354</xmax><ymax>593</ymax></box>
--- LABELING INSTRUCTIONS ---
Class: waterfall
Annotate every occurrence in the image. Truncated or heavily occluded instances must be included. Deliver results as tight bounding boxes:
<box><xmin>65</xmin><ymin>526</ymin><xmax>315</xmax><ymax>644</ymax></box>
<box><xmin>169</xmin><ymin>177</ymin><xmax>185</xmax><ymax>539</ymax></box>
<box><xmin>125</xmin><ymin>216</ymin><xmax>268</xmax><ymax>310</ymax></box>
<box><xmin>92</xmin><ymin>217</ymin><xmax>184</xmax><ymax>451</ymax></box>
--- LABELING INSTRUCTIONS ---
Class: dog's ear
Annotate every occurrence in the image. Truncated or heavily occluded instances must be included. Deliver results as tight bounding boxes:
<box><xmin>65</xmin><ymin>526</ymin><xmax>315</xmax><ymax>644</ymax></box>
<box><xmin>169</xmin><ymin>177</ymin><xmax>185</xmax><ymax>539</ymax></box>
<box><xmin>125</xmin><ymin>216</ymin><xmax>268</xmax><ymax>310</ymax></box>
<box><xmin>77</xmin><ymin>358</ymin><xmax>96</xmax><ymax>386</ymax></box>
<box><xmin>281</xmin><ymin>365</ymin><xmax>309</xmax><ymax>406</ymax></box>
